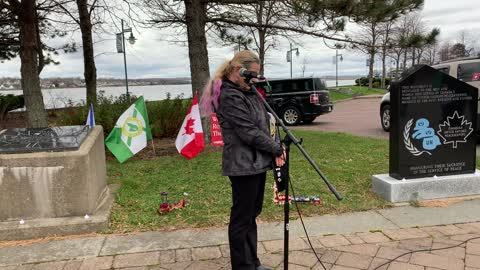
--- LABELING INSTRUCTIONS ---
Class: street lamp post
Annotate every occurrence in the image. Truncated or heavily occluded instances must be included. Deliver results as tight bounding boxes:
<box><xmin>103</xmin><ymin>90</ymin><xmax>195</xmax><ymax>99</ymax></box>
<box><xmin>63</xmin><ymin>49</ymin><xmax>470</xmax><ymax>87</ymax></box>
<box><xmin>334</xmin><ymin>45</ymin><xmax>343</xmax><ymax>88</ymax></box>
<box><xmin>117</xmin><ymin>19</ymin><xmax>136</xmax><ymax>97</ymax></box>
<box><xmin>286</xmin><ymin>43</ymin><xmax>299</xmax><ymax>78</ymax></box>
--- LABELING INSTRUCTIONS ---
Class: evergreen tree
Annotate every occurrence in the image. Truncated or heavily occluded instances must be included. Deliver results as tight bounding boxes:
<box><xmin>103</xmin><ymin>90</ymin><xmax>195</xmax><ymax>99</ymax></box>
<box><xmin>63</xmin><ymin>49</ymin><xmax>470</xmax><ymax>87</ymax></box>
<box><xmin>1</xmin><ymin>0</ymin><xmax>76</xmax><ymax>127</ymax></box>
<box><xmin>347</xmin><ymin>0</ymin><xmax>424</xmax><ymax>89</ymax></box>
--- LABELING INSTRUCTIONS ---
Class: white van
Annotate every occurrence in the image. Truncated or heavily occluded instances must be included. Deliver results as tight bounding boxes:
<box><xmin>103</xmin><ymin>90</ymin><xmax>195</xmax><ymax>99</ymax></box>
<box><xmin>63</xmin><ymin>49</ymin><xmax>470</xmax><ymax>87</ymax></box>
<box><xmin>380</xmin><ymin>57</ymin><xmax>480</xmax><ymax>131</ymax></box>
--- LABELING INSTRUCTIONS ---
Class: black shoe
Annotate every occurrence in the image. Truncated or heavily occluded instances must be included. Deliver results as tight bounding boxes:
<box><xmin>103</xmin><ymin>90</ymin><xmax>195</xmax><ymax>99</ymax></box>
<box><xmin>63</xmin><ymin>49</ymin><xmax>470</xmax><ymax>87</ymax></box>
<box><xmin>256</xmin><ymin>266</ymin><xmax>272</xmax><ymax>270</ymax></box>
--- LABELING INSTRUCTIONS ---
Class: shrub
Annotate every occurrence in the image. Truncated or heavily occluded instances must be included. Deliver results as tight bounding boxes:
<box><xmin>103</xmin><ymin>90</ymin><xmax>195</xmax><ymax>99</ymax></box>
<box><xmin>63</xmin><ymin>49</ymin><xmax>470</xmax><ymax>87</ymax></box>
<box><xmin>355</xmin><ymin>77</ymin><xmax>370</xmax><ymax>86</ymax></box>
<box><xmin>355</xmin><ymin>77</ymin><xmax>391</xmax><ymax>88</ymax></box>
<box><xmin>0</xmin><ymin>94</ymin><xmax>24</xmax><ymax>121</ymax></box>
<box><xmin>54</xmin><ymin>91</ymin><xmax>190</xmax><ymax>138</ymax></box>
<box><xmin>148</xmin><ymin>93</ymin><xmax>191</xmax><ymax>138</ymax></box>
<box><xmin>385</xmin><ymin>77</ymin><xmax>391</xmax><ymax>86</ymax></box>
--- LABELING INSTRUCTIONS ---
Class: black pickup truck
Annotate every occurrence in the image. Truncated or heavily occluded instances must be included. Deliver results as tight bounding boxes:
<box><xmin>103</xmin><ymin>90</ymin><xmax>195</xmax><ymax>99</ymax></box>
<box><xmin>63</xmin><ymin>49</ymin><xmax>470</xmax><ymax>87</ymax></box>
<box><xmin>255</xmin><ymin>78</ymin><xmax>333</xmax><ymax>125</ymax></box>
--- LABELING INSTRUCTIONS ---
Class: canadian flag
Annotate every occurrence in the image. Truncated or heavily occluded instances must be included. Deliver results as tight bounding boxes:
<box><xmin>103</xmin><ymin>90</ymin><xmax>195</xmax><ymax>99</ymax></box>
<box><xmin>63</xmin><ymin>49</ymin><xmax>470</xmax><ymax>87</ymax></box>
<box><xmin>175</xmin><ymin>93</ymin><xmax>205</xmax><ymax>159</ymax></box>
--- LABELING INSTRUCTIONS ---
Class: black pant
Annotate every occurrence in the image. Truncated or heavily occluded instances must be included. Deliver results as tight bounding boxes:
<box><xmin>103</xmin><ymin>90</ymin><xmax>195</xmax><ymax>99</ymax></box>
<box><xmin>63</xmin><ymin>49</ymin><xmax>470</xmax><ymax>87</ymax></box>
<box><xmin>228</xmin><ymin>172</ymin><xmax>266</xmax><ymax>270</ymax></box>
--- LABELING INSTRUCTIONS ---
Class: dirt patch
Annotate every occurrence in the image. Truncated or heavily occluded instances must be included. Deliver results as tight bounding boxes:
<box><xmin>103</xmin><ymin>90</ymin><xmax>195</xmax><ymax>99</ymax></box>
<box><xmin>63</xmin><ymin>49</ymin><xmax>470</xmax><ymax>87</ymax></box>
<box><xmin>414</xmin><ymin>195</ymin><xmax>480</xmax><ymax>208</ymax></box>
<box><xmin>1</xmin><ymin>111</ymin><xmax>27</xmax><ymax>129</ymax></box>
<box><xmin>417</xmin><ymin>200</ymin><xmax>460</xmax><ymax>208</ymax></box>
<box><xmin>117</xmin><ymin>137</ymin><xmax>179</xmax><ymax>160</ymax></box>
<box><xmin>0</xmin><ymin>233</ymin><xmax>101</xmax><ymax>248</ymax></box>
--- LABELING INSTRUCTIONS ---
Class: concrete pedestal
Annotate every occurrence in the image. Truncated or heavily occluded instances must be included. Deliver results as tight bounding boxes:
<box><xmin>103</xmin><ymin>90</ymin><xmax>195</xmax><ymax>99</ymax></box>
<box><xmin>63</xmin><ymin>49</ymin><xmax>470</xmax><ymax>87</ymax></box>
<box><xmin>0</xmin><ymin>126</ymin><xmax>113</xmax><ymax>240</ymax></box>
<box><xmin>372</xmin><ymin>170</ymin><xmax>480</xmax><ymax>202</ymax></box>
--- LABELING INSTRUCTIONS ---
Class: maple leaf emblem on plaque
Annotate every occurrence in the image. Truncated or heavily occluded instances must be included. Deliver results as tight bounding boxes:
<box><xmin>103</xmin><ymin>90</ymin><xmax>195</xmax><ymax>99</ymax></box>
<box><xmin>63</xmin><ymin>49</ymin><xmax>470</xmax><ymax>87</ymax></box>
<box><xmin>183</xmin><ymin>118</ymin><xmax>195</xmax><ymax>135</ymax></box>
<box><xmin>437</xmin><ymin>111</ymin><xmax>473</xmax><ymax>148</ymax></box>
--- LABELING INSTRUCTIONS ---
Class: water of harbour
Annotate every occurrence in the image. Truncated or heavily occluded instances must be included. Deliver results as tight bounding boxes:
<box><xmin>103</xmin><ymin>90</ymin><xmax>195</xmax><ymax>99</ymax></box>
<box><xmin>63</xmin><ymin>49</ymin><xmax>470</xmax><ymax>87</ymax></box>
<box><xmin>1</xmin><ymin>80</ymin><xmax>355</xmax><ymax>109</ymax></box>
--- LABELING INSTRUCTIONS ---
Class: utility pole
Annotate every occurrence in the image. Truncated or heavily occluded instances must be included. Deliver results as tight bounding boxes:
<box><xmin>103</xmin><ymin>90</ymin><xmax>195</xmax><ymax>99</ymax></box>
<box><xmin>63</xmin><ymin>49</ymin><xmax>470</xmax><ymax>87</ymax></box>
<box><xmin>334</xmin><ymin>44</ymin><xmax>343</xmax><ymax>88</ymax></box>
<box><xmin>117</xmin><ymin>19</ymin><xmax>136</xmax><ymax>97</ymax></box>
<box><xmin>287</xmin><ymin>43</ymin><xmax>299</xmax><ymax>78</ymax></box>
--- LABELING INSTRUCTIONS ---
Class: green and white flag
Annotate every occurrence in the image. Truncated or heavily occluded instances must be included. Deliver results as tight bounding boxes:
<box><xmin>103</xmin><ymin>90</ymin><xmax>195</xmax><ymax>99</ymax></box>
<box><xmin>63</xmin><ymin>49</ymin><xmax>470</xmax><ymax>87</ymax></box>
<box><xmin>105</xmin><ymin>96</ymin><xmax>152</xmax><ymax>163</ymax></box>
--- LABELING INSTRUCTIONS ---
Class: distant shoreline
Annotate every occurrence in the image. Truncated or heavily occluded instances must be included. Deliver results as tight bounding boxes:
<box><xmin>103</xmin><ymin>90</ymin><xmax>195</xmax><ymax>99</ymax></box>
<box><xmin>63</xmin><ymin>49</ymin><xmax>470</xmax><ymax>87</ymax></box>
<box><xmin>0</xmin><ymin>82</ymin><xmax>192</xmax><ymax>91</ymax></box>
<box><xmin>1</xmin><ymin>78</ymin><xmax>359</xmax><ymax>91</ymax></box>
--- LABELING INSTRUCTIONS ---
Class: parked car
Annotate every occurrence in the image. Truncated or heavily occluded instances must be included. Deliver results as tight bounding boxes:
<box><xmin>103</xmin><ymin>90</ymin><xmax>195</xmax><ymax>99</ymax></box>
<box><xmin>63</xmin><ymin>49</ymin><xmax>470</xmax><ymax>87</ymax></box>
<box><xmin>379</xmin><ymin>57</ymin><xmax>480</xmax><ymax>132</ymax></box>
<box><xmin>255</xmin><ymin>78</ymin><xmax>333</xmax><ymax>125</ymax></box>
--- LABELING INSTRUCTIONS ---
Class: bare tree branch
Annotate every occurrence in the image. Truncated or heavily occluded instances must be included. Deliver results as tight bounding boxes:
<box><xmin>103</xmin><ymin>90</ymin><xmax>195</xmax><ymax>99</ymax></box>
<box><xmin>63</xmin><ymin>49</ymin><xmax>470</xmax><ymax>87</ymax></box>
<box><xmin>51</xmin><ymin>0</ymin><xmax>80</xmax><ymax>24</ymax></box>
<box><xmin>88</xmin><ymin>0</ymin><xmax>99</xmax><ymax>15</ymax></box>
<box><xmin>208</xmin><ymin>17</ymin><xmax>363</xmax><ymax>46</ymax></box>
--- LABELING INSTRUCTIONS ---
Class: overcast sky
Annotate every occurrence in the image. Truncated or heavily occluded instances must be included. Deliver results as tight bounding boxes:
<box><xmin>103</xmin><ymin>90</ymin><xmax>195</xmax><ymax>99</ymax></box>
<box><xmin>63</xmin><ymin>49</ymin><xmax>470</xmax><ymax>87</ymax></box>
<box><xmin>1</xmin><ymin>0</ymin><xmax>480</xmax><ymax>80</ymax></box>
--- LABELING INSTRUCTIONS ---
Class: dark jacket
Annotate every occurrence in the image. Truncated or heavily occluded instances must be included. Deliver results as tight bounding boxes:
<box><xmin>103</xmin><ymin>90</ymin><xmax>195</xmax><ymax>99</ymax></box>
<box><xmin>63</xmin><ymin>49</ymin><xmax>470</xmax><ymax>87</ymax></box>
<box><xmin>217</xmin><ymin>79</ymin><xmax>283</xmax><ymax>176</ymax></box>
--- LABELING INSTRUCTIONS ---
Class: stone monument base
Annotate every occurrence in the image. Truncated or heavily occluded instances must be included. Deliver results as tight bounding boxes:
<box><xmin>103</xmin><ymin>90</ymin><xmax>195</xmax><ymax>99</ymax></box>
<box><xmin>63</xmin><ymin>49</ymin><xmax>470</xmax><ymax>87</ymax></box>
<box><xmin>0</xmin><ymin>126</ymin><xmax>112</xmax><ymax>241</ymax></box>
<box><xmin>0</xmin><ymin>185</ymin><xmax>116</xmax><ymax>241</ymax></box>
<box><xmin>372</xmin><ymin>170</ymin><xmax>480</xmax><ymax>202</ymax></box>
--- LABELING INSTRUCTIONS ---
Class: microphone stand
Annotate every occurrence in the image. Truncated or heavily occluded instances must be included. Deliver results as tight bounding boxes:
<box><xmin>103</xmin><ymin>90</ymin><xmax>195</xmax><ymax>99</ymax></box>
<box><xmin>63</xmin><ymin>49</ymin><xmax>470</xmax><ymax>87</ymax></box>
<box><xmin>249</xmin><ymin>81</ymin><xmax>343</xmax><ymax>270</ymax></box>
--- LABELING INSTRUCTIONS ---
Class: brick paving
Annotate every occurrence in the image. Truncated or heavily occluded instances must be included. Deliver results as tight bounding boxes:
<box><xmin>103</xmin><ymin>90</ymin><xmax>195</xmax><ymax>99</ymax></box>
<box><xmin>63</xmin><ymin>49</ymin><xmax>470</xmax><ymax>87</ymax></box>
<box><xmin>3</xmin><ymin>223</ymin><xmax>480</xmax><ymax>269</ymax></box>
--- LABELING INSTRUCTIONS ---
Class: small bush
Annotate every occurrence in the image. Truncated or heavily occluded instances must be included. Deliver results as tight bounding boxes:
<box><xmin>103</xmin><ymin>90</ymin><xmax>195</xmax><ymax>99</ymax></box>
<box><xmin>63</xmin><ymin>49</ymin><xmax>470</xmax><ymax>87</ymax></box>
<box><xmin>0</xmin><ymin>94</ymin><xmax>24</xmax><ymax>121</ymax></box>
<box><xmin>385</xmin><ymin>77</ymin><xmax>391</xmax><ymax>86</ymax></box>
<box><xmin>94</xmin><ymin>92</ymin><xmax>138</xmax><ymax>133</ymax></box>
<box><xmin>355</xmin><ymin>77</ymin><xmax>391</xmax><ymax>88</ymax></box>
<box><xmin>355</xmin><ymin>77</ymin><xmax>370</xmax><ymax>86</ymax></box>
<box><xmin>54</xmin><ymin>91</ymin><xmax>190</xmax><ymax>138</ymax></box>
<box><xmin>147</xmin><ymin>93</ymin><xmax>191</xmax><ymax>138</ymax></box>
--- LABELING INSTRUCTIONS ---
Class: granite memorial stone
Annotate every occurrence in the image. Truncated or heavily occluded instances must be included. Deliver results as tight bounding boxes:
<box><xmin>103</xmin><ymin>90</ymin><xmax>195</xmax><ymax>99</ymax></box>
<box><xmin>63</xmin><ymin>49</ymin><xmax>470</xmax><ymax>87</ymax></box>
<box><xmin>390</xmin><ymin>65</ymin><xmax>478</xmax><ymax>179</ymax></box>
<box><xmin>0</xmin><ymin>126</ymin><xmax>91</xmax><ymax>154</ymax></box>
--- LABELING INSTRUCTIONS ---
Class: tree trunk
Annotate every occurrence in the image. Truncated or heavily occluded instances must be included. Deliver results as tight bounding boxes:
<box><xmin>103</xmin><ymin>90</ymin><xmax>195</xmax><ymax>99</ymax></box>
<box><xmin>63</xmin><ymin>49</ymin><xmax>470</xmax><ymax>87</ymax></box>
<box><xmin>257</xmin><ymin>3</ymin><xmax>265</xmax><ymax>75</ymax></box>
<box><xmin>185</xmin><ymin>0</ymin><xmax>209</xmax><ymax>96</ymax></box>
<box><xmin>395</xmin><ymin>53</ymin><xmax>401</xmax><ymax>80</ymax></box>
<box><xmin>368</xmin><ymin>22</ymin><xmax>376</xmax><ymax>90</ymax></box>
<box><xmin>368</xmin><ymin>50</ymin><xmax>374</xmax><ymax>89</ymax></box>
<box><xmin>402</xmin><ymin>49</ymin><xmax>407</xmax><ymax>70</ymax></box>
<box><xmin>185</xmin><ymin>0</ymin><xmax>210</xmax><ymax>142</ymax></box>
<box><xmin>35</xmin><ymin>8</ymin><xmax>45</xmax><ymax>74</ymax></box>
<box><xmin>18</xmin><ymin>0</ymin><xmax>48</xmax><ymax>128</ymax></box>
<box><xmin>77</xmin><ymin>0</ymin><xmax>97</xmax><ymax>105</ymax></box>
<box><xmin>381</xmin><ymin>46</ymin><xmax>386</xmax><ymax>89</ymax></box>
<box><xmin>431</xmin><ymin>46</ymin><xmax>436</xmax><ymax>65</ymax></box>
<box><xmin>417</xmin><ymin>48</ymin><xmax>424</xmax><ymax>64</ymax></box>
<box><xmin>258</xmin><ymin>30</ymin><xmax>266</xmax><ymax>75</ymax></box>
<box><xmin>411</xmin><ymin>48</ymin><xmax>416</xmax><ymax>66</ymax></box>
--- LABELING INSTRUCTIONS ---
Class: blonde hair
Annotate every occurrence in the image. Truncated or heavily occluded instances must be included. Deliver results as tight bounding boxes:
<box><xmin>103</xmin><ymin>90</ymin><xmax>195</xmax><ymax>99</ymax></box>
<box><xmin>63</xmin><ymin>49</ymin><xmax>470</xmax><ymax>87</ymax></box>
<box><xmin>200</xmin><ymin>50</ymin><xmax>260</xmax><ymax>117</ymax></box>
<box><xmin>214</xmin><ymin>50</ymin><xmax>260</xmax><ymax>80</ymax></box>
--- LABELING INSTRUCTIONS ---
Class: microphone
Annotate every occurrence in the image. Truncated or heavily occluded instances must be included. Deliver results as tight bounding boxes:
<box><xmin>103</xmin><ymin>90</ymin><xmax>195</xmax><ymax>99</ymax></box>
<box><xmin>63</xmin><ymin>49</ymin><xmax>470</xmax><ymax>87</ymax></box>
<box><xmin>239</xmin><ymin>68</ymin><xmax>265</xmax><ymax>80</ymax></box>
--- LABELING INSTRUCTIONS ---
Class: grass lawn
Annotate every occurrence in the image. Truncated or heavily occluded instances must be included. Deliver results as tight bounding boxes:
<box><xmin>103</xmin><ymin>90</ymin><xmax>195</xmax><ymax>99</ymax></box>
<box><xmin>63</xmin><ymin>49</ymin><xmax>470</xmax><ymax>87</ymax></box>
<box><xmin>329</xmin><ymin>85</ymin><xmax>387</xmax><ymax>102</ymax></box>
<box><xmin>106</xmin><ymin>130</ymin><xmax>390</xmax><ymax>233</ymax></box>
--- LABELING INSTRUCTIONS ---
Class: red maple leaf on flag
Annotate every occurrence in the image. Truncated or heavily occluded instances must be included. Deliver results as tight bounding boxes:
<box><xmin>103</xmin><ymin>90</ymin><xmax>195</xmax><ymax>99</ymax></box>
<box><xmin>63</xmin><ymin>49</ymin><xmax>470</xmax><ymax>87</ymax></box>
<box><xmin>183</xmin><ymin>118</ymin><xmax>195</xmax><ymax>135</ymax></box>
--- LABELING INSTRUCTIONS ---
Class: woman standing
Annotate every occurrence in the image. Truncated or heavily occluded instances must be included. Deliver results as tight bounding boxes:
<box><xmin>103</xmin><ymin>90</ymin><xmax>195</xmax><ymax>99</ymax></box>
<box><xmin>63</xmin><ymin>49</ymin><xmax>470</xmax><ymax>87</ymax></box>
<box><xmin>201</xmin><ymin>50</ymin><xmax>285</xmax><ymax>270</ymax></box>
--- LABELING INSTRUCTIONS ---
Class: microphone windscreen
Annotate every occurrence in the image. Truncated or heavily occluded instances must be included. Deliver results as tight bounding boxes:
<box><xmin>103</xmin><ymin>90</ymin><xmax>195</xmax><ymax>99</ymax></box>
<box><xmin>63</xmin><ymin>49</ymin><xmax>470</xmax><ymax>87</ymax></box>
<box><xmin>239</xmin><ymin>67</ymin><xmax>248</xmax><ymax>76</ymax></box>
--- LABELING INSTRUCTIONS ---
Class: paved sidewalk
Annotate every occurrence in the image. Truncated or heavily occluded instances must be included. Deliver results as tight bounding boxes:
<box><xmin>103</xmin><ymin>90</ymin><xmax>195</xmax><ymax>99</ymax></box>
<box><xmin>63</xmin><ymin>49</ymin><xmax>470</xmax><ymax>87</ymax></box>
<box><xmin>2</xmin><ymin>199</ymin><xmax>480</xmax><ymax>270</ymax></box>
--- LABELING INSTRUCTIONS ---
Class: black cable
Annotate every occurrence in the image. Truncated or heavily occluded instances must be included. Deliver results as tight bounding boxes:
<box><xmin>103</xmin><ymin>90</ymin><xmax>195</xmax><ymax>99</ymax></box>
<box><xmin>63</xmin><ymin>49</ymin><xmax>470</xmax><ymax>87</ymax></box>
<box><xmin>287</xmin><ymin>173</ymin><xmax>480</xmax><ymax>270</ymax></box>
<box><xmin>288</xmin><ymin>175</ymin><xmax>329</xmax><ymax>270</ymax></box>
<box><xmin>372</xmin><ymin>235</ymin><xmax>480</xmax><ymax>270</ymax></box>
